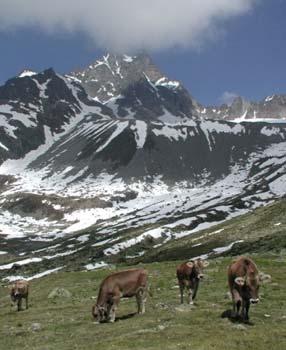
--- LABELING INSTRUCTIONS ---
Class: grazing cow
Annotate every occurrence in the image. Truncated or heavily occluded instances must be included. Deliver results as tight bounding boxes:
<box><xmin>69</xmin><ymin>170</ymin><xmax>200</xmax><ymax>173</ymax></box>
<box><xmin>10</xmin><ymin>280</ymin><xmax>29</xmax><ymax>311</ymax></box>
<box><xmin>92</xmin><ymin>268</ymin><xmax>148</xmax><ymax>323</ymax></box>
<box><xmin>176</xmin><ymin>259</ymin><xmax>209</xmax><ymax>304</ymax></box>
<box><xmin>228</xmin><ymin>256</ymin><xmax>268</xmax><ymax>322</ymax></box>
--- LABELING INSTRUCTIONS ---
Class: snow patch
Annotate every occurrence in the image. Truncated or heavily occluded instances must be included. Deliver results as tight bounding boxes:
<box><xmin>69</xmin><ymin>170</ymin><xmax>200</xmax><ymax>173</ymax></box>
<box><xmin>19</xmin><ymin>70</ymin><xmax>37</xmax><ymax>78</ymax></box>
<box><xmin>3</xmin><ymin>266</ymin><xmax>64</xmax><ymax>282</ymax></box>
<box><xmin>130</xmin><ymin>120</ymin><xmax>147</xmax><ymax>148</ymax></box>
<box><xmin>85</xmin><ymin>262</ymin><xmax>108</xmax><ymax>270</ymax></box>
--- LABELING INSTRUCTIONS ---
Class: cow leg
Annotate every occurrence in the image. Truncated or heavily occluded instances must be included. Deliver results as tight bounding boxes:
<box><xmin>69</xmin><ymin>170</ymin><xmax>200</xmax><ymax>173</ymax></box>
<box><xmin>106</xmin><ymin>302</ymin><xmax>114</xmax><ymax>322</ymax></box>
<box><xmin>192</xmin><ymin>281</ymin><xmax>199</xmax><ymax>301</ymax></box>
<box><xmin>241</xmin><ymin>299</ymin><xmax>245</xmax><ymax>319</ymax></box>
<box><xmin>141</xmin><ymin>288</ymin><xmax>147</xmax><ymax>314</ymax></box>
<box><xmin>232</xmin><ymin>290</ymin><xmax>242</xmax><ymax>318</ymax></box>
<box><xmin>109</xmin><ymin>296</ymin><xmax>120</xmax><ymax>323</ymax></box>
<box><xmin>188</xmin><ymin>288</ymin><xmax>194</xmax><ymax>305</ymax></box>
<box><xmin>232</xmin><ymin>300</ymin><xmax>236</xmax><ymax>316</ymax></box>
<box><xmin>25</xmin><ymin>296</ymin><xmax>29</xmax><ymax>310</ymax></box>
<box><xmin>136</xmin><ymin>288</ymin><xmax>146</xmax><ymax>314</ymax></box>
<box><xmin>179</xmin><ymin>284</ymin><xmax>184</xmax><ymax>304</ymax></box>
<box><xmin>243</xmin><ymin>299</ymin><xmax>250</xmax><ymax>322</ymax></box>
<box><xmin>136</xmin><ymin>291</ymin><xmax>141</xmax><ymax>313</ymax></box>
<box><xmin>141</xmin><ymin>297</ymin><xmax>146</xmax><ymax>314</ymax></box>
<box><xmin>236</xmin><ymin>300</ymin><xmax>242</xmax><ymax>318</ymax></box>
<box><xmin>17</xmin><ymin>298</ymin><xmax>22</xmax><ymax>312</ymax></box>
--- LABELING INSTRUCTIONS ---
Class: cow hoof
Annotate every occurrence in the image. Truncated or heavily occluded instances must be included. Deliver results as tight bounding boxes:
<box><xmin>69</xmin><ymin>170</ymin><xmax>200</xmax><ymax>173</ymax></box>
<box><xmin>243</xmin><ymin>320</ymin><xmax>254</xmax><ymax>326</ymax></box>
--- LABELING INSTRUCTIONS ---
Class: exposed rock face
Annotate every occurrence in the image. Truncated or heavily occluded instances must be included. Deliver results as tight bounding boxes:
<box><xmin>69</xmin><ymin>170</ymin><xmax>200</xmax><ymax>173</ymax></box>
<box><xmin>67</xmin><ymin>53</ymin><xmax>200</xmax><ymax>121</ymax></box>
<box><xmin>1</xmin><ymin>53</ymin><xmax>285</xmax><ymax>167</ymax></box>
<box><xmin>0</xmin><ymin>68</ymin><xmax>114</xmax><ymax>163</ymax></box>
<box><xmin>26</xmin><ymin>117</ymin><xmax>286</xmax><ymax>184</ymax></box>
<box><xmin>67</xmin><ymin>53</ymin><xmax>163</xmax><ymax>102</ymax></box>
<box><xmin>1</xmin><ymin>53</ymin><xmax>286</xmax><ymax>181</ymax></box>
<box><xmin>67</xmin><ymin>53</ymin><xmax>286</xmax><ymax>122</ymax></box>
<box><xmin>201</xmin><ymin>95</ymin><xmax>286</xmax><ymax>121</ymax></box>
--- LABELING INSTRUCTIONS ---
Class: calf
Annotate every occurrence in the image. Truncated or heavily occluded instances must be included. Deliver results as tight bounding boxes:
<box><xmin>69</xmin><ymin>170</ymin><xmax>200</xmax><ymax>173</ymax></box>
<box><xmin>10</xmin><ymin>280</ymin><xmax>29</xmax><ymax>311</ymax></box>
<box><xmin>92</xmin><ymin>268</ymin><xmax>148</xmax><ymax>323</ymax></box>
<box><xmin>228</xmin><ymin>256</ymin><xmax>268</xmax><ymax>322</ymax></box>
<box><xmin>176</xmin><ymin>259</ymin><xmax>209</xmax><ymax>304</ymax></box>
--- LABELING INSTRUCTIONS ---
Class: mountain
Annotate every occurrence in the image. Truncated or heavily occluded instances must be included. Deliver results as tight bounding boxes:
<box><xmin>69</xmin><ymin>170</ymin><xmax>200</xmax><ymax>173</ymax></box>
<box><xmin>0</xmin><ymin>67</ymin><xmax>115</xmax><ymax>163</ymax></box>
<box><xmin>67</xmin><ymin>53</ymin><xmax>200</xmax><ymax>122</ymax></box>
<box><xmin>67</xmin><ymin>53</ymin><xmax>286</xmax><ymax>122</ymax></box>
<box><xmin>0</xmin><ymin>53</ymin><xmax>285</xmax><ymax>277</ymax></box>
<box><xmin>200</xmin><ymin>95</ymin><xmax>286</xmax><ymax>121</ymax></box>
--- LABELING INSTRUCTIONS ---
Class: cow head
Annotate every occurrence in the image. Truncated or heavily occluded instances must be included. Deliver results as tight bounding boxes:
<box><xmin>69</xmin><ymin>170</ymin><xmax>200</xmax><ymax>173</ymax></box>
<box><xmin>9</xmin><ymin>284</ymin><xmax>19</xmax><ymax>302</ymax></box>
<box><xmin>92</xmin><ymin>304</ymin><xmax>107</xmax><ymax>322</ymax></box>
<box><xmin>193</xmin><ymin>259</ymin><xmax>209</xmax><ymax>280</ymax></box>
<box><xmin>234</xmin><ymin>274</ymin><xmax>260</xmax><ymax>303</ymax></box>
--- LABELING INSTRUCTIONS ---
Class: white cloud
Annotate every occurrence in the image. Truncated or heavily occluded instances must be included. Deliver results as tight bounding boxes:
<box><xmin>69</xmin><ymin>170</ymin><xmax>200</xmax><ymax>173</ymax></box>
<box><xmin>220</xmin><ymin>91</ymin><xmax>239</xmax><ymax>106</ymax></box>
<box><xmin>0</xmin><ymin>0</ymin><xmax>258</xmax><ymax>52</ymax></box>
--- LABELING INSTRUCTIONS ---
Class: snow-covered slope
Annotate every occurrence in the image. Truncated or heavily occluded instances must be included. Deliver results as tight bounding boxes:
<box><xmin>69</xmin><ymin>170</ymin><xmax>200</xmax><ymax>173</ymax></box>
<box><xmin>0</xmin><ymin>116</ymin><xmax>285</xmax><ymax>242</ymax></box>
<box><xmin>0</xmin><ymin>134</ymin><xmax>285</xmax><ymax>279</ymax></box>
<box><xmin>0</xmin><ymin>55</ymin><xmax>286</xmax><ymax>279</ymax></box>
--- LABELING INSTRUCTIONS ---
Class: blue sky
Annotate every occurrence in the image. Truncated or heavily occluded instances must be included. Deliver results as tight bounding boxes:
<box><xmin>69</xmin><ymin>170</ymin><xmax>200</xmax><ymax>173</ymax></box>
<box><xmin>0</xmin><ymin>0</ymin><xmax>285</xmax><ymax>106</ymax></box>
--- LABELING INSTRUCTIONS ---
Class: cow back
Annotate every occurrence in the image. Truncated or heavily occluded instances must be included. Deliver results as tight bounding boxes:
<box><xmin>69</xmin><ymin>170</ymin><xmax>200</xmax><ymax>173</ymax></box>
<box><xmin>97</xmin><ymin>268</ymin><xmax>147</xmax><ymax>304</ymax></box>
<box><xmin>177</xmin><ymin>262</ymin><xmax>194</xmax><ymax>281</ymax></box>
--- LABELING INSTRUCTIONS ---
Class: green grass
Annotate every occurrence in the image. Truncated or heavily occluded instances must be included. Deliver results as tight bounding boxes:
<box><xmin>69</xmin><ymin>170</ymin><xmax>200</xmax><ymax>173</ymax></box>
<box><xmin>135</xmin><ymin>199</ymin><xmax>286</xmax><ymax>263</ymax></box>
<box><xmin>1</xmin><ymin>256</ymin><xmax>286</xmax><ymax>350</ymax></box>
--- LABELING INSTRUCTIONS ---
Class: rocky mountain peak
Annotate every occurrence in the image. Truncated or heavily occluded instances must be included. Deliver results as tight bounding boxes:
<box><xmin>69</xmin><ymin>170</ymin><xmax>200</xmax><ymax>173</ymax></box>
<box><xmin>67</xmin><ymin>52</ymin><xmax>164</xmax><ymax>103</ymax></box>
<box><xmin>66</xmin><ymin>52</ymin><xmax>199</xmax><ymax>122</ymax></box>
<box><xmin>199</xmin><ymin>93</ymin><xmax>286</xmax><ymax>121</ymax></box>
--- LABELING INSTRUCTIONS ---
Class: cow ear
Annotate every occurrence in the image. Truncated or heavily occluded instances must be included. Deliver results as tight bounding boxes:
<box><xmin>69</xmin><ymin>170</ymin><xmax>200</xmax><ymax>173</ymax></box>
<box><xmin>259</xmin><ymin>272</ymin><xmax>272</xmax><ymax>284</ymax></box>
<box><xmin>234</xmin><ymin>277</ymin><xmax>245</xmax><ymax>286</ymax></box>
<box><xmin>202</xmin><ymin>260</ymin><xmax>209</xmax><ymax>267</ymax></box>
<box><xmin>186</xmin><ymin>262</ymin><xmax>194</xmax><ymax>268</ymax></box>
<box><xmin>8</xmin><ymin>284</ymin><xmax>15</xmax><ymax>291</ymax></box>
<box><xmin>92</xmin><ymin>305</ymin><xmax>98</xmax><ymax>318</ymax></box>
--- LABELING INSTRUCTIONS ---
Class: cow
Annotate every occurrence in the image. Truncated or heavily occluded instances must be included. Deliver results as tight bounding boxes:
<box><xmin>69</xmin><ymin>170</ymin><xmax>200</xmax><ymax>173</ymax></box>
<box><xmin>176</xmin><ymin>258</ymin><xmax>209</xmax><ymax>305</ymax></box>
<box><xmin>92</xmin><ymin>268</ymin><xmax>148</xmax><ymax>323</ymax></box>
<box><xmin>228</xmin><ymin>256</ymin><xmax>269</xmax><ymax>322</ymax></box>
<box><xmin>10</xmin><ymin>280</ymin><xmax>29</xmax><ymax>311</ymax></box>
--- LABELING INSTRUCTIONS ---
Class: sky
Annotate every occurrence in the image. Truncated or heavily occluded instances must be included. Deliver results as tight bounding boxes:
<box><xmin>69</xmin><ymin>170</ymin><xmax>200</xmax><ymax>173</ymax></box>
<box><xmin>0</xmin><ymin>0</ymin><xmax>285</xmax><ymax>106</ymax></box>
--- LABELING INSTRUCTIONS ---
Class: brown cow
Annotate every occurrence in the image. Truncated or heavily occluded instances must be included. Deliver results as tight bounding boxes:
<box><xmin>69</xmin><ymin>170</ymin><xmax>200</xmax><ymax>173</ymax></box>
<box><xmin>228</xmin><ymin>256</ymin><xmax>269</xmax><ymax>322</ymax></box>
<box><xmin>10</xmin><ymin>280</ymin><xmax>29</xmax><ymax>311</ymax></box>
<box><xmin>92</xmin><ymin>268</ymin><xmax>148</xmax><ymax>323</ymax></box>
<box><xmin>176</xmin><ymin>259</ymin><xmax>209</xmax><ymax>304</ymax></box>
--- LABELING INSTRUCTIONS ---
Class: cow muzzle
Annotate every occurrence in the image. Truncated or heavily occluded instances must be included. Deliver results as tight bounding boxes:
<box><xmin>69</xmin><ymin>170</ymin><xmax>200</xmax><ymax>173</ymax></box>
<box><xmin>250</xmin><ymin>298</ymin><xmax>259</xmax><ymax>304</ymax></box>
<box><xmin>198</xmin><ymin>274</ymin><xmax>204</xmax><ymax>280</ymax></box>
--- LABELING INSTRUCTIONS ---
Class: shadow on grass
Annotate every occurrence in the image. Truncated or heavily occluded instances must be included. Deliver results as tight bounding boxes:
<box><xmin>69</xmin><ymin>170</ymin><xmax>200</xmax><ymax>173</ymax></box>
<box><xmin>116</xmin><ymin>312</ymin><xmax>137</xmax><ymax>322</ymax></box>
<box><xmin>221</xmin><ymin>309</ymin><xmax>254</xmax><ymax>326</ymax></box>
<box><xmin>93</xmin><ymin>312</ymin><xmax>137</xmax><ymax>324</ymax></box>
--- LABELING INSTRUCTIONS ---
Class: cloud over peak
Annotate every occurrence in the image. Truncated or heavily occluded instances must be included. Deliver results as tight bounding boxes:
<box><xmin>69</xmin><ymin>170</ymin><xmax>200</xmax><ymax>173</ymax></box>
<box><xmin>220</xmin><ymin>91</ymin><xmax>239</xmax><ymax>106</ymax></box>
<box><xmin>0</xmin><ymin>0</ymin><xmax>258</xmax><ymax>52</ymax></box>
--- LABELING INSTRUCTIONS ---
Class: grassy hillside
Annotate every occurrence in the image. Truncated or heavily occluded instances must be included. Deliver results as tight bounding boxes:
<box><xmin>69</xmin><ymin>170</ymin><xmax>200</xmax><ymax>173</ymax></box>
<box><xmin>0</xmin><ymin>255</ymin><xmax>286</xmax><ymax>350</ymax></box>
<box><xmin>0</xmin><ymin>199</ymin><xmax>285</xmax><ymax>279</ymax></box>
<box><xmin>131</xmin><ymin>199</ymin><xmax>286</xmax><ymax>263</ymax></box>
